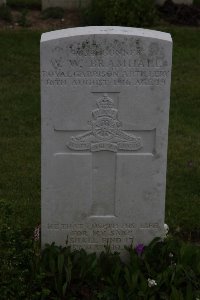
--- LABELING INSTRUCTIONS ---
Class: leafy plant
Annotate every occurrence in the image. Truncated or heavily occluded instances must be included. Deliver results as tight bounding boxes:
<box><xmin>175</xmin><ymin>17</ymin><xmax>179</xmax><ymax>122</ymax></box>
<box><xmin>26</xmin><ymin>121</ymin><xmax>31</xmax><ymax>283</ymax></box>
<box><xmin>1</xmin><ymin>230</ymin><xmax>200</xmax><ymax>300</ymax></box>
<box><xmin>41</xmin><ymin>7</ymin><xmax>65</xmax><ymax>20</ymax></box>
<box><xmin>17</xmin><ymin>9</ymin><xmax>31</xmax><ymax>27</ymax></box>
<box><xmin>0</xmin><ymin>225</ymin><xmax>35</xmax><ymax>299</ymax></box>
<box><xmin>82</xmin><ymin>0</ymin><xmax>158</xmax><ymax>27</ymax></box>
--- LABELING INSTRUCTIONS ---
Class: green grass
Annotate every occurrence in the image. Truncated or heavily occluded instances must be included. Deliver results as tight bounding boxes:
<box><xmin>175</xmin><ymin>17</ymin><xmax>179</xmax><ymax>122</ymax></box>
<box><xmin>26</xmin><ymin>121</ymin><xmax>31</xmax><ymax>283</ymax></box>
<box><xmin>0</xmin><ymin>27</ymin><xmax>199</xmax><ymax>239</ymax></box>
<box><xmin>164</xmin><ymin>27</ymin><xmax>200</xmax><ymax>236</ymax></box>
<box><xmin>0</xmin><ymin>31</ymin><xmax>41</xmax><ymax>228</ymax></box>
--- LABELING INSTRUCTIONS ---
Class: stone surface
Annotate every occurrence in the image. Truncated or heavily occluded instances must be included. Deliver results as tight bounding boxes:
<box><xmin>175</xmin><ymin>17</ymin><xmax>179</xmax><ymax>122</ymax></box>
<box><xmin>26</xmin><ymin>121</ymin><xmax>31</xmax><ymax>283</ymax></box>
<box><xmin>41</xmin><ymin>26</ymin><xmax>172</xmax><ymax>255</ymax></box>
<box><xmin>0</xmin><ymin>0</ymin><xmax>6</xmax><ymax>5</ymax></box>
<box><xmin>42</xmin><ymin>0</ymin><xmax>90</xmax><ymax>10</ymax></box>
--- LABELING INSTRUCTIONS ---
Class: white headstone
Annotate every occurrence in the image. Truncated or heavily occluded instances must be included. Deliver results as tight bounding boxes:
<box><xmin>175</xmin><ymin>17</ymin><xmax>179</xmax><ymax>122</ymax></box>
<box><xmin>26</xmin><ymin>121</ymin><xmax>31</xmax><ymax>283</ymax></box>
<box><xmin>41</xmin><ymin>26</ymin><xmax>172</xmax><ymax>255</ymax></box>
<box><xmin>42</xmin><ymin>0</ymin><xmax>90</xmax><ymax>10</ymax></box>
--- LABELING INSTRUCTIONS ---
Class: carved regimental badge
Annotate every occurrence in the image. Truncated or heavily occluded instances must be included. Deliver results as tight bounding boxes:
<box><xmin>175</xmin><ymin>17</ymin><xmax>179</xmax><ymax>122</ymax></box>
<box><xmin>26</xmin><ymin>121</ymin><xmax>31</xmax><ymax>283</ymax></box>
<box><xmin>68</xmin><ymin>94</ymin><xmax>142</xmax><ymax>152</ymax></box>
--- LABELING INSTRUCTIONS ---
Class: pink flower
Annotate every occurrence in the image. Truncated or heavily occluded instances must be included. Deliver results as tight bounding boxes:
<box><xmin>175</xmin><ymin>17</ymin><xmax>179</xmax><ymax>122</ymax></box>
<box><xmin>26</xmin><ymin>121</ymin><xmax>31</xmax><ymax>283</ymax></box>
<box><xmin>135</xmin><ymin>243</ymin><xmax>144</xmax><ymax>255</ymax></box>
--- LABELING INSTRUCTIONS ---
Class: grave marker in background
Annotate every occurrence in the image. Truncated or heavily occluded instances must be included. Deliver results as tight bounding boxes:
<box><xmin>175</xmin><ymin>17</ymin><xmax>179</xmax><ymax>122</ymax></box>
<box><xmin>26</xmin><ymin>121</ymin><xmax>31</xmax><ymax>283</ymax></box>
<box><xmin>41</xmin><ymin>26</ymin><xmax>172</xmax><ymax>255</ymax></box>
<box><xmin>42</xmin><ymin>0</ymin><xmax>193</xmax><ymax>9</ymax></box>
<box><xmin>0</xmin><ymin>0</ymin><xmax>6</xmax><ymax>6</ymax></box>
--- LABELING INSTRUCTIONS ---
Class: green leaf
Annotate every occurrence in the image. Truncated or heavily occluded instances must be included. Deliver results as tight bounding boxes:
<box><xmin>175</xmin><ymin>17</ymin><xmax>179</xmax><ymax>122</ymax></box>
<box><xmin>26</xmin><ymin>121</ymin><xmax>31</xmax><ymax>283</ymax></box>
<box><xmin>62</xmin><ymin>281</ymin><xmax>68</xmax><ymax>296</ymax></box>
<box><xmin>149</xmin><ymin>296</ymin><xmax>156</xmax><ymax>300</ymax></box>
<box><xmin>41</xmin><ymin>288</ymin><xmax>51</xmax><ymax>296</ymax></box>
<box><xmin>139</xmin><ymin>273</ymin><xmax>147</xmax><ymax>292</ymax></box>
<box><xmin>171</xmin><ymin>286</ymin><xmax>181</xmax><ymax>300</ymax></box>
<box><xmin>65</xmin><ymin>263</ymin><xmax>72</xmax><ymax>283</ymax></box>
<box><xmin>49</xmin><ymin>256</ymin><xmax>56</xmax><ymax>274</ymax></box>
<box><xmin>131</xmin><ymin>271</ymin><xmax>139</xmax><ymax>289</ymax></box>
<box><xmin>186</xmin><ymin>283</ymin><xmax>193</xmax><ymax>300</ymax></box>
<box><xmin>57</xmin><ymin>253</ymin><xmax>64</xmax><ymax>275</ymax></box>
<box><xmin>118</xmin><ymin>286</ymin><xmax>125</xmax><ymax>300</ymax></box>
<box><xmin>124</xmin><ymin>267</ymin><xmax>131</xmax><ymax>288</ymax></box>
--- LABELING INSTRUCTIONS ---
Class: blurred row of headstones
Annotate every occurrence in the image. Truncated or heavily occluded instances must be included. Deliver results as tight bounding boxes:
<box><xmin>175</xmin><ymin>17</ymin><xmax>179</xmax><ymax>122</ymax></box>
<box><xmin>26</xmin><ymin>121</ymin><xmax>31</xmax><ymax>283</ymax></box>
<box><xmin>0</xmin><ymin>0</ymin><xmax>6</xmax><ymax>6</ymax></box>
<box><xmin>0</xmin><ymin>0</ymin><xmax>194</xmax><ymax>9</ymax></box>
<box><xmin>42</xmin><ymin>0</ymin><xmax>193</xmax><ymax>10</ymax></box>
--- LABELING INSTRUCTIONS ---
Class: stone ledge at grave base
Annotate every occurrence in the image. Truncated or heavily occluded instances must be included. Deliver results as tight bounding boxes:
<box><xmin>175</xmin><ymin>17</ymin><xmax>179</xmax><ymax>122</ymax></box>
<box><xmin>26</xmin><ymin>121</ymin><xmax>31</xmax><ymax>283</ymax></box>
<box><xmin>44</xmin><ymin>222</ymin><xmax>164</xmax><ymax>253</ymax></box>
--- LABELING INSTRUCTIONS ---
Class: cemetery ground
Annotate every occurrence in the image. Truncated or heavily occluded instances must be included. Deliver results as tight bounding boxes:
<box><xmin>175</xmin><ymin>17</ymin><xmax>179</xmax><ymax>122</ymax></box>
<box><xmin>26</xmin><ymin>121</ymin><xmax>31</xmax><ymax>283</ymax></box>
<box><xmin>0</xmin><ymin>8</ymin><xmax>200</xmax><ymax>300</ymax></box>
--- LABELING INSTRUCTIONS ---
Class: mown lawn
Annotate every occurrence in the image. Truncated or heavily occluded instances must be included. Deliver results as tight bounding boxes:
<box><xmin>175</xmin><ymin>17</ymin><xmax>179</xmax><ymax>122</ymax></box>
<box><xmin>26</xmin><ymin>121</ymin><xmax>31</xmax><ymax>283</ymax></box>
<box><xmin>0</xmin><ymin>31</ymin><xmax>41</xmax><ymax>229</ymax></box>
<box><xmin>164</xmin><ymin>26</ymin><xmax>200</xmax><ymax>237</ymax></box>
<box><xmin>0</xmin><ymin>26</ymin><xmax>199</xmax><ymax>239</ymax></box>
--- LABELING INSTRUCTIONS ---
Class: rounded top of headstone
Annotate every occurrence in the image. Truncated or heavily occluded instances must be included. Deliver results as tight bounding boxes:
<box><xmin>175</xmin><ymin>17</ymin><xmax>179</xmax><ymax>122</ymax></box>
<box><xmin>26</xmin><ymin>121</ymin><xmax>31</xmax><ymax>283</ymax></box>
<box><xmin>41</xmin><ymin>26</ymin><xmax>172</xmax><ymax>43</ymax></box>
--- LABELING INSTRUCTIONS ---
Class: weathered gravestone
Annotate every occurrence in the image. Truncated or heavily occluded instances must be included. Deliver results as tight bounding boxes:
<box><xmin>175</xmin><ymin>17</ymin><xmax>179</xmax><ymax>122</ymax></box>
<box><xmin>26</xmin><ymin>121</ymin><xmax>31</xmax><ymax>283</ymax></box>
<box><xmin>42</xmin><ymin>0</ymin><xmax>193</xmax><ymax>10</ymax></box>
<box><xmin>41</xmin><ymin>27</ymin><xmax>172</xmax><ymax>255</ymax></box>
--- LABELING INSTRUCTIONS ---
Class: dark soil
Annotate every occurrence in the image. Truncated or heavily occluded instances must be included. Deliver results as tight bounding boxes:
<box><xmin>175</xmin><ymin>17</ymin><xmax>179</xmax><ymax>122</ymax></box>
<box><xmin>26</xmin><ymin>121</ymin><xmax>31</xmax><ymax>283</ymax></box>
<box><xmin>0</xmin><ymin>1</ymin><xmax>200</xmax><ymax>31</ymax></box>
<box><xmin>0</xmin><ymin>8</ymin><xmax>80</xmax><ymax>30</ymax></box>
<box><xmin>158</xmin><ymin>0</ymin><xmax>200</xmax><ymax>26</ymax></box>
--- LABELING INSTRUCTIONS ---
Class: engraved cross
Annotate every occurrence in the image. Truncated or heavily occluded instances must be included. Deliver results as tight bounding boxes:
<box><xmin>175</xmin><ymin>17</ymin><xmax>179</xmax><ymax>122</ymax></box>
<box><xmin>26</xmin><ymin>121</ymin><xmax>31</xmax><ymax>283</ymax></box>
<box><xmin>64</xmin><ymin>93</ymin><xmax>155</xmax><ymax>218</ymax></box>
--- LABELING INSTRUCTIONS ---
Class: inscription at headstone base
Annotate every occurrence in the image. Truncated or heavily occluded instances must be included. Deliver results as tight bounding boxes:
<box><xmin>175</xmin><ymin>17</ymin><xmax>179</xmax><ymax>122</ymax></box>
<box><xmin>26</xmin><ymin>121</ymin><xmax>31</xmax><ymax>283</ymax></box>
<box><xmin>41</xmin><ymin>26</ymin><xmax>172</xmax><ymax>255</ymax></box>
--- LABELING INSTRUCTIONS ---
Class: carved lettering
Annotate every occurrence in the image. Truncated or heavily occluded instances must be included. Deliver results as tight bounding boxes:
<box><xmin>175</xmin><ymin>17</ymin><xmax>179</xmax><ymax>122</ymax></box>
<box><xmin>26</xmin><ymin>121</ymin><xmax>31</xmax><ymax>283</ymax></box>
<box><xmin>43</xmin><ymin>38</ymin><xmax>169</xmax><ymax>88</ymax></box>
<box><xmin>140</xmin><ymin>223</ymin><xmax>159</xmax><ymax>229</ymax></box>
<box><xmin>47</xmin><ymin>223</ymin><xmax>158</xmax><ymax>231</ymax></box>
